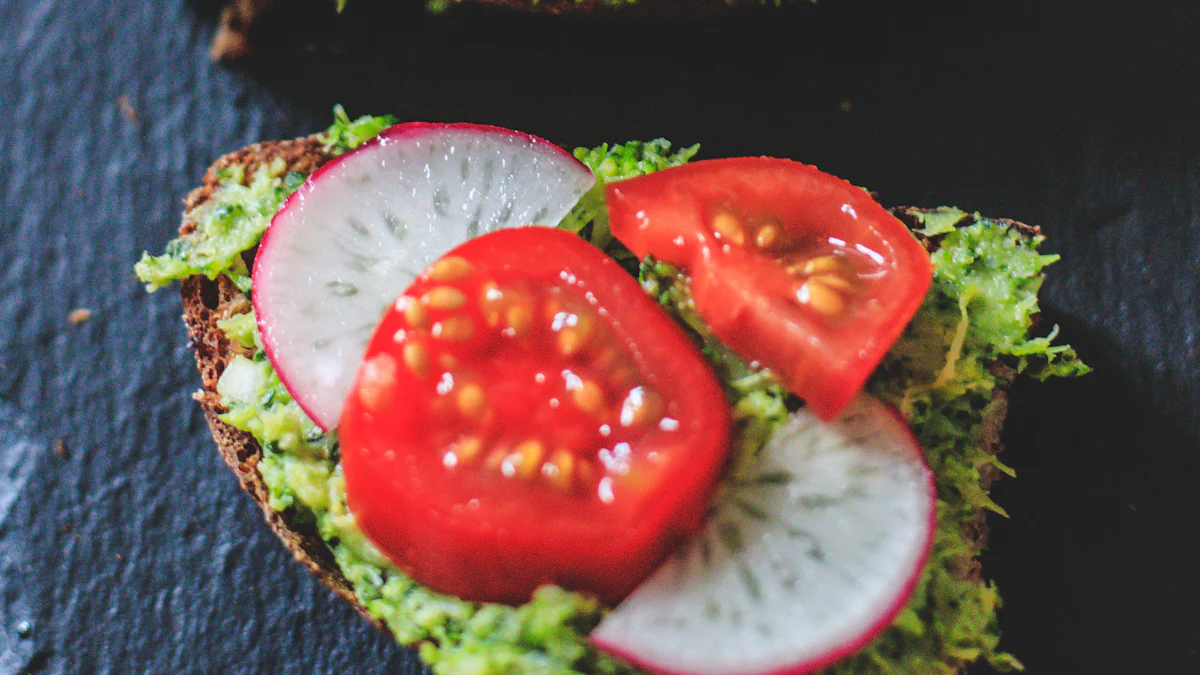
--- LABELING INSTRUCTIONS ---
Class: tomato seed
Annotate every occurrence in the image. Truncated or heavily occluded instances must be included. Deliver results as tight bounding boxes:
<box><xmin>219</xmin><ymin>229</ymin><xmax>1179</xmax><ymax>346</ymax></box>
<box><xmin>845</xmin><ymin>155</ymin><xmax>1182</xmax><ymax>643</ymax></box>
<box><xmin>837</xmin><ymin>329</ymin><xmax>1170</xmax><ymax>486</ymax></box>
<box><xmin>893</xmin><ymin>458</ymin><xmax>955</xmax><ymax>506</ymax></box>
<box><xmin>797</xmin><ymin>280</ymin><xmax>845</xmax><ymax>316</ymax></box>
<box><xmin>403</xmin><ymin>297</ymin><xmax>428</xmax><ymax>328</ymax></box>
<box><xmin>811</xmin><ymin>272</ymin><xmax>854</xmax><ymax>292</ymax></box>
<box><xmin>433</xmin><ymin>316</ymin><xmax>474</xmax><ymax>341</ymax></box>
<box><xmin>505</xmin><ymin>304</ymin><xmax>533</xmax><ymax>337</ymax></box>
<box><xmin>572</xmin><ymin>380</ymin><xmax>606</xmax><ymax>417</ymax></box>
<box><xmin>755</xmin><ymin>223</ymin><xmax>780</xmax><ymax>249</ymax></box>
<box><xmin>620</xmin><ymin>387</ymin><xmax>664</xmax><ymax>428</ymax></box>
<box><xmin>543</xmin><ymin>450</ymin><xmax>575</xmax><ymax>491</ymax></box>
<box><xmin>402</xmin><ymin>342</ymin><xmax>429</xmax><ymax>378</ymax></box>
<box><xmin>424</xmin><ymin>286</ymin><xmax>467</xmax><ymax>310</ymax></box>
<box><xmin>427</xmin><ymin>256</ymin><xmax>474</xmax><ymax>283</ymax></box>
<box><xmin>802</xmin><ymin>255</ymin><xmax>842</xmax><ymax>276</ymax></box>
<box><xmin>711</xmin><ymin>211</ymin><xmax>746</xmax><ymax>246</ymax></box>
<box><xmin>554</xmin><ymin>311</ymin><xmax>594</xmax><ymax>357</ymax></box>
<box><xmin>558</xmin><ymin>328</ymin><xmax>585</xmax><ymax>356</ymax></box>
<box><xmin>454</xmin><ymin>436</ymin><xmax>483</xmax><ymax>464</ymax></box>
<box><xmin>456</xmin><ymin>383</ymin><xmax>487</xmax><ymax>419</ymax></box>
<box><xmin>358</xmin><ymin>354</ymin><xmax>397</xmax><ymax>411</ymax></box>
<box><xmin>505</xmin><ymin>440</ymin><xmax>544</xmax><ymax>479</ymax></box>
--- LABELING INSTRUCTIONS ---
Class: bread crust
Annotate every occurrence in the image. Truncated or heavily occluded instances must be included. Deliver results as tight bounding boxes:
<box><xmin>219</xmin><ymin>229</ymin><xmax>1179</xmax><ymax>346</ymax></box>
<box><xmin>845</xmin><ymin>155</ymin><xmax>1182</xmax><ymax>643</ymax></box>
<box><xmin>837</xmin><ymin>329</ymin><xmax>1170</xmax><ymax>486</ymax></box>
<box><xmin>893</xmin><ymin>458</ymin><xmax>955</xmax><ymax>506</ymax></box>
<box><xmin>179</xmin><ymin>136</ymin><xmax>386</xmax><ymax>631</ymax></box>
<box><xmin>176</xmin><ymin>140</ymin><xmax>1014</xmax><ymax>666</ymax></box>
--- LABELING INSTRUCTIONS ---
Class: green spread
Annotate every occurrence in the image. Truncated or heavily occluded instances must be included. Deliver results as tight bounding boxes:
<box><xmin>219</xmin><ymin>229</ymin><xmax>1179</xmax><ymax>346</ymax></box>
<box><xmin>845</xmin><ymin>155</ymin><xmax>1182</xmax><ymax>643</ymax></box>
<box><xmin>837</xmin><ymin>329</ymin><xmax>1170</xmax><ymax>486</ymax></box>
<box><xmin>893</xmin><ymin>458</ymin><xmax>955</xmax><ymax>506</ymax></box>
<box><xmin>137</xmin><ymin>112</ymin><xmax>1087</xmax><ymax>674</ymax></box>
<box><xmin>134</xmin><ymin>161</ymin><xmax>303</xmax><ymax>293</ymax></box>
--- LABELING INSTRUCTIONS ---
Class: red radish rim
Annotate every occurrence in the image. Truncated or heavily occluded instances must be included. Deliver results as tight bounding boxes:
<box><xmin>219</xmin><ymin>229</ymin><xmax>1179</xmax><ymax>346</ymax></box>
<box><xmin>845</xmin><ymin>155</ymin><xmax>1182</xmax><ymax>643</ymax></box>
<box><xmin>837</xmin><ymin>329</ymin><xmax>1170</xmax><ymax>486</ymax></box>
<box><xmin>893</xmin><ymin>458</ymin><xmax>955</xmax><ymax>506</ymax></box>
<box><xmin>590</xmin><ymin>400</ymin><xmax>937</xmax><ymax>675</ymax></box>
<box><xmin>252</xmin><ymin>122</ymin><xmax>593</xmax><ymax>430</ymax></box>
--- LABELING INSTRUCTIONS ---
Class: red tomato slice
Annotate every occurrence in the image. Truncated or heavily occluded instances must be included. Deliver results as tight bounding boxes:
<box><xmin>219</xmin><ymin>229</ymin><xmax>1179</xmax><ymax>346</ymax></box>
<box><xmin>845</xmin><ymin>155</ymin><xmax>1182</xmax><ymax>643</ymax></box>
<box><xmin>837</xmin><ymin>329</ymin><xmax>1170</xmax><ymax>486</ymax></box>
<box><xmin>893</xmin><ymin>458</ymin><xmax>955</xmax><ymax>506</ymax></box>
<box><xmin>605</xmin><ymin>158</ymin><xmax>932</xmax><ymax>420</ymax></box>
<box><xmin>339</xmin><ymin>227</ymin><xmax>732</xmax><ymax>606</ymax></box>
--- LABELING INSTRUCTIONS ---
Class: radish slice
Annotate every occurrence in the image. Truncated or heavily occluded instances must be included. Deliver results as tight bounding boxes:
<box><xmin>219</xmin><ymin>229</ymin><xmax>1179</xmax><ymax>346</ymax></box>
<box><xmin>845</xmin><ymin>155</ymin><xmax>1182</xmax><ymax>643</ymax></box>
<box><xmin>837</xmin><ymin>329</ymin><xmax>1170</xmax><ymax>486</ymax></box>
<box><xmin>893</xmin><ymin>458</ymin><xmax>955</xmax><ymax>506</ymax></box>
<box><xmin>591</xmin><ymin>394</ymin><xmax>936</xmax><ymax>675</ymax></box>
<box><xmin>252</xmin><ymin>123</ymin><xmax>595</xmax><ymax>430</ymax></box>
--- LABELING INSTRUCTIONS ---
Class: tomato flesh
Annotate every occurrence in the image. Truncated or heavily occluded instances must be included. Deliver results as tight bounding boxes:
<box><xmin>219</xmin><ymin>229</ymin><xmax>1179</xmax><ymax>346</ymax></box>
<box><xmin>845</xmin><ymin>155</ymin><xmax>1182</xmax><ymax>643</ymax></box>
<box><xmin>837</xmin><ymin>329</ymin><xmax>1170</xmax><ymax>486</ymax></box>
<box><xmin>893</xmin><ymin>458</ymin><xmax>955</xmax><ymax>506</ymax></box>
<box><xmin>605</xmin><ymin>158</ymin><xmax>932</xmax><ymax>420</ymax></box>
<box><xmin>339</xmin><ymin>227</ymin><xmax>732</xmax><ymax>606</ymax></box>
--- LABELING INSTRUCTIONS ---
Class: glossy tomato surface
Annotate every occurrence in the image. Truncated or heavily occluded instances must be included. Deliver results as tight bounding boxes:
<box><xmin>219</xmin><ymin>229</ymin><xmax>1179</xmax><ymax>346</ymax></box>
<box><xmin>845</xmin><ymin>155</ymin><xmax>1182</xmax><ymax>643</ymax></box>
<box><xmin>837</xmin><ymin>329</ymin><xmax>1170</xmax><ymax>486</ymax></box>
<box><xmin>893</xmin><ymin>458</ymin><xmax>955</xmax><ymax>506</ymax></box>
<box><xmin>339</xmin><ymin>227</ymin><xmax>732</xmax><ymax>606</ymax></box>
<box><xmin>605</xmin><ymin>158</ymin><xmax>932</xmax><ymax>420</ymax></box>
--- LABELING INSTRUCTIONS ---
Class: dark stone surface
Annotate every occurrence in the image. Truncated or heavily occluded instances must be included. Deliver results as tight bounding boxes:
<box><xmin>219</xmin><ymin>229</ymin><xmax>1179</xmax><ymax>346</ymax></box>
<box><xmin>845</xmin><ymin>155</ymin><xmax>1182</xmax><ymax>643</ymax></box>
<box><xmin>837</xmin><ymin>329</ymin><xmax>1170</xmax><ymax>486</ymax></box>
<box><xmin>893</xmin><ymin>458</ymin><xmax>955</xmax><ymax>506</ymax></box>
<box><xmin>0</xmin><ymin>0</ymin><xmax>1197</xmax><ymax>673</ymax></box>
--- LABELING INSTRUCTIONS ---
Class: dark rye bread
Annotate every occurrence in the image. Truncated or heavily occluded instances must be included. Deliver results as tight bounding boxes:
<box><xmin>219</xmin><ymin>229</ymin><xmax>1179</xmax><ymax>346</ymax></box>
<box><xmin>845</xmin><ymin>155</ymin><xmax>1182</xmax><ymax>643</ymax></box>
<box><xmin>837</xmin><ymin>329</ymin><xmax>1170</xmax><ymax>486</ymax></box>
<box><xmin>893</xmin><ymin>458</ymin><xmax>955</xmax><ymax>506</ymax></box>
<box><xmin>177</xmin><ymin>137</ymin><xmax>1018</xmax><ymax>666</ymax></box>
<box><xmin>180</xmin><ymin>136</ymin><xmax>386</xmax><ymax>631</ymax></box>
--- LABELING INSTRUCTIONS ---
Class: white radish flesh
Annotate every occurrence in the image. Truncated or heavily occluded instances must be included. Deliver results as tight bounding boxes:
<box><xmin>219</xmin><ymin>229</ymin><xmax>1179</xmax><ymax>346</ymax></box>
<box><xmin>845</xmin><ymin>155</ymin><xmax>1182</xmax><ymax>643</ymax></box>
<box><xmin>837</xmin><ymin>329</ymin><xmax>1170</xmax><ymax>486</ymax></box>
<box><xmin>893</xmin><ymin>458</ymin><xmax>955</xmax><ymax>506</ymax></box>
<box><xmin>592</xmin><ymin>394</ymin><xmax>936</xmax><ymax>675</ymax></box>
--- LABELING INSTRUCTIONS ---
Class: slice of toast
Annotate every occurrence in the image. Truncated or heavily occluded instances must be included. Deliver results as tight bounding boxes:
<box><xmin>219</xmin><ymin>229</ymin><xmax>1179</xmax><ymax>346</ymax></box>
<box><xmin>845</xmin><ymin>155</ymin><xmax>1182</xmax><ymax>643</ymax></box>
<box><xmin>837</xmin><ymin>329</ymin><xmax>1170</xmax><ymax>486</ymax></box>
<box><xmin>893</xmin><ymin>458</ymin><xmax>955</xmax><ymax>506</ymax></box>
<box><xmin>180</xmin><ymin>136</ymin><xmax>385</xmax><ymax>630</ymax></box>
<box><xmin>177</xmin><ymin>137</ymin><xmax>1018</xmax><ymax>672</ymax></box>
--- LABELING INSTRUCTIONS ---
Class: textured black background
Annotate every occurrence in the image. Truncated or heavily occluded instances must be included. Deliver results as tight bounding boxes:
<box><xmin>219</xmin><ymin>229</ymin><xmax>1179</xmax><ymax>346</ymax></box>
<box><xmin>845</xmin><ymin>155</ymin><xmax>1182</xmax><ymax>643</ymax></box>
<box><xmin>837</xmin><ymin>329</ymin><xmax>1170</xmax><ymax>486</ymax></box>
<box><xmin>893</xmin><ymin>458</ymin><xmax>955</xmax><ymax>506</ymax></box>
<box><xmin>2</xmin><ymin>0</ymin><xmax>1199</xmax><ymax>673</ymax></box>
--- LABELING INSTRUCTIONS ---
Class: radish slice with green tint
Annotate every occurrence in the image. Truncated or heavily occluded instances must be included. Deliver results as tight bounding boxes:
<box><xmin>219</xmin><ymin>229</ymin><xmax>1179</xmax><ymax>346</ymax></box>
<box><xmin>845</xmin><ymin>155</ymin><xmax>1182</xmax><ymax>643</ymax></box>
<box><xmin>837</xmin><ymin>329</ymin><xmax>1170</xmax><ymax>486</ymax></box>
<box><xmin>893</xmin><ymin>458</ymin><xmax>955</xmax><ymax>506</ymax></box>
<box><xmin>592</xmin><ymin>394</ymin><xmax>936</xmax><ymax>675</ymax></box>
<box><xmin>252</xmin><ymin>123</ymin><xmax>595</xmax><ymax>430</ymax></box>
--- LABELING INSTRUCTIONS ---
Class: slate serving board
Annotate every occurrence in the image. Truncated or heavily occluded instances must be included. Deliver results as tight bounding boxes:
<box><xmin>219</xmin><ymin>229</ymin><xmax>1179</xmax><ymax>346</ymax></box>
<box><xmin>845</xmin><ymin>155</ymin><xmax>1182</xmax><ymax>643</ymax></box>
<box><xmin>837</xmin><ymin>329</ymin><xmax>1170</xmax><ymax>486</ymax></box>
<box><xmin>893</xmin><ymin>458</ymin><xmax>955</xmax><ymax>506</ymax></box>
<box><xmin>2</xmin><ymin>0</ymin><xmax>1198</xmax><ymax>673</ymax></box>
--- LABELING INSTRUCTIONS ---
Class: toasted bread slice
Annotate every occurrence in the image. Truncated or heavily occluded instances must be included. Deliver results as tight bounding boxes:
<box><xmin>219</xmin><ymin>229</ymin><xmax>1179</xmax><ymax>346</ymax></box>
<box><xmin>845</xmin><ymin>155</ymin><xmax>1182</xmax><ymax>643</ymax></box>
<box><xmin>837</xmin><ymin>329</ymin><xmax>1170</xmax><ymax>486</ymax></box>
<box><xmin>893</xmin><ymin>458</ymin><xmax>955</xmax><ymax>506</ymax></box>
<box><xmin>179</xmin><ymin>136</ymin><xmax>386</xmax><ymax>631</ymax></box>
<box><xmin>176</xmin><ymin>137</ymin><xmax>1019</xmax><ymax>671</ymax></box>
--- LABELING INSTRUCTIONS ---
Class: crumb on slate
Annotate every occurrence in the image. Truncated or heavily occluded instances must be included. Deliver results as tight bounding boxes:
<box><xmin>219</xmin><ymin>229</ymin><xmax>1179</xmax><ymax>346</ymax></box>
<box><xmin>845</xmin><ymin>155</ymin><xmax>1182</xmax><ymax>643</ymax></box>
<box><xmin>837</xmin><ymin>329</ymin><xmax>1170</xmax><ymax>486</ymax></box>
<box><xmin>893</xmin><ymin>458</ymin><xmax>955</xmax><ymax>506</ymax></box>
<box><xmin>67</xmin><ymin>308</ymin><xmax>93</xmax><ymax>325</ymax></box>
<box><xmin>116</xmin><ymin>96</ymin><xmax>139</xmax><ymax>122</ymax></box>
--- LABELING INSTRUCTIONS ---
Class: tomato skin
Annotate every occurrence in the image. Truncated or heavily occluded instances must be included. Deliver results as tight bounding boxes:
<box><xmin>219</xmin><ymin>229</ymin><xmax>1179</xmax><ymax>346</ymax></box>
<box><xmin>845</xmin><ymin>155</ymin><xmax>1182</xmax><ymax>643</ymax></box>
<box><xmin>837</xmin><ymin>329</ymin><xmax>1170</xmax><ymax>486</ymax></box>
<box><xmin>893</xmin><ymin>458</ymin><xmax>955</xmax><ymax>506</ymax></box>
<box><xmin>339</xmin><ymin>227</ymin><xmax>732</xmax><ymax>606</ymax></box>
<box><xmin>605</xmin><ymin>158</ymin><xmax>932</xmax><ymax>420</ymax></box>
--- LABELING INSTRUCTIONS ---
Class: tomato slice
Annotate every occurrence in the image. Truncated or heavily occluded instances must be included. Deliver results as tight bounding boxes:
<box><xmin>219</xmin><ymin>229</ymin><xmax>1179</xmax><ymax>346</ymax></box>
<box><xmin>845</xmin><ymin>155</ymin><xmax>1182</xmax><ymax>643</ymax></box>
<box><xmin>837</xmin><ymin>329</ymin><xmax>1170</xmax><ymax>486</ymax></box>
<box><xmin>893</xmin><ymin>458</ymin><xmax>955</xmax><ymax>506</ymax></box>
<box><xmin>339</xmin><ymin>227</ymin><xmax>732</xmax><ymax>606</ymax></box>
<box><xmin>605</xmin><ymin>158</ymin><xmax>932</xmax><ymax>420</ymax></box>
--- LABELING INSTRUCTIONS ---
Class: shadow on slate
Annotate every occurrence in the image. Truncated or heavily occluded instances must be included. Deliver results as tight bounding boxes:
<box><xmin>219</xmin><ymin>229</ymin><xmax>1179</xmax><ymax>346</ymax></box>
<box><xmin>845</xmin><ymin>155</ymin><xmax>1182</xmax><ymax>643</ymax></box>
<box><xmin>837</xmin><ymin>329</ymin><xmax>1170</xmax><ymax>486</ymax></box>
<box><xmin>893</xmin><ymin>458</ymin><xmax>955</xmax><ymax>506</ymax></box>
<box><xmin>983</xmin><ymin>310</ymin><xmax>1200</xmax><ymax>674</ymax></box>
<box><xmin>199</xmin><ymin>0</ymin><xmax>1200</xmax><ymax>673</ymax></box>
<box><xmin>0</xmin><ymin>341</ymin><xmax>421</xmax><ymax>673</ymax></box>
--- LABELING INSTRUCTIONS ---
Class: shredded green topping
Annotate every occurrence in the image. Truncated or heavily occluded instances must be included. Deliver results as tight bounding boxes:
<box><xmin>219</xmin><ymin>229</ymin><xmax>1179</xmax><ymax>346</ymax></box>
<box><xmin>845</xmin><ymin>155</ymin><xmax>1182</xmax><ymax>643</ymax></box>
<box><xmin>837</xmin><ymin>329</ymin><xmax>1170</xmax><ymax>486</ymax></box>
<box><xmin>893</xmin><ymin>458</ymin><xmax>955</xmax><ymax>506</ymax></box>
<box><xmin>134</xmin><ymin>108</ymin><xmax>394</xmax><ymax>293</ymax></box>
<box><xmin>139</xmin><ymin>110</ymin><xmax>1087</xmax><ymax>674</ymax></box>
<box><xmin>321</xmin><ymin>105</ymin><xmax>398</xmax><ymax>156</ymax></box>
<box><xmin>134</xmin><ymin>160</ymin><xmax>303</xmax><ymax>292</ymax></box>
<box><xmin>562</xmin><ymin>140</ymin><xmax>699</xmax><ymax>271</ymax></box>
<box><xmin>825</xmin><ymin>210</ymin><xmax>1085</xmax><ymax>673</ymax></box>
<box><xmin>574</xmin><ymin>139</ymin><xmax>701</xmax><ymax>184</ymax></box>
